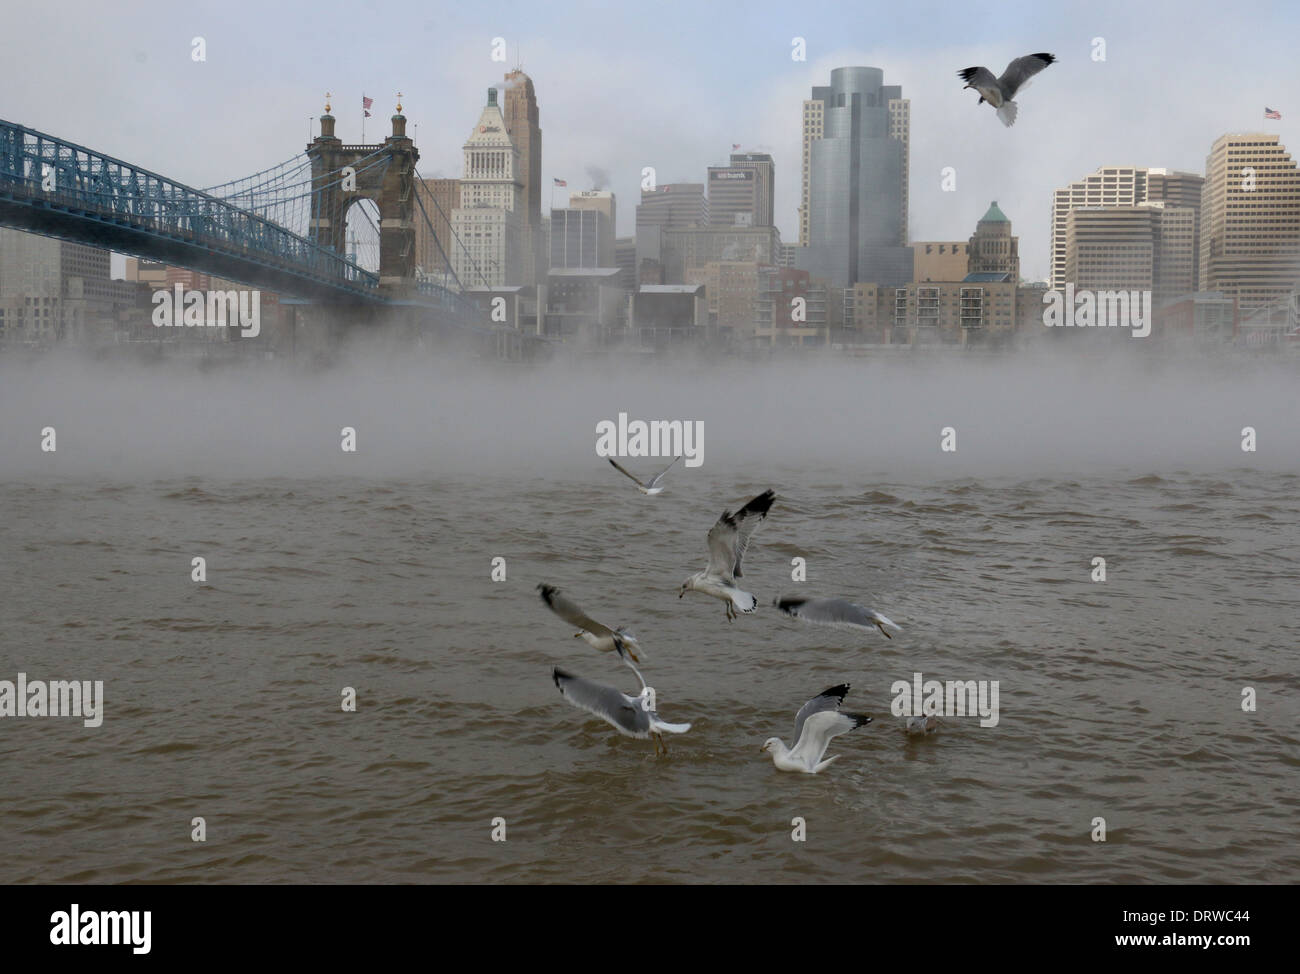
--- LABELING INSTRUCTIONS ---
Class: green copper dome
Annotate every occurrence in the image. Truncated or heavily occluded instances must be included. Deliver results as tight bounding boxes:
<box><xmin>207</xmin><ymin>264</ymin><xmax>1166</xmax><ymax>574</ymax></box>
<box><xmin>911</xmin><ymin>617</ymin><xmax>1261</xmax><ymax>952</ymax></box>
<box><xmin>980</xmin><ymin>201</ymin><xmax>1010</xmax><ymax>223</ymax></box>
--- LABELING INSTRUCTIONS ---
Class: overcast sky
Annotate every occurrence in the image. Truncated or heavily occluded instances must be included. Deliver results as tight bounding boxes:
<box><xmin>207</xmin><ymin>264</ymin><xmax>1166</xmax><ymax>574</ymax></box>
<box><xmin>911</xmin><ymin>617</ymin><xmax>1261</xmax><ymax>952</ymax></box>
<box><xmin>4</xmin><ymin>0</ymin><xmax>1298</xmax><ymax>282</ymax></box>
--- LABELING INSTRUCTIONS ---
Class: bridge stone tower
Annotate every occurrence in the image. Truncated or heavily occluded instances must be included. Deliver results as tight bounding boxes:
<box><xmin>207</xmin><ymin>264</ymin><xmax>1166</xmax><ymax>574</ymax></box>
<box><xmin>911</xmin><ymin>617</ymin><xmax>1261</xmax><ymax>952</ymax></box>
<box><xmin>308</xmin><ymin>97</ymin><xmax>420</xmax><ymax>295</ymax></box>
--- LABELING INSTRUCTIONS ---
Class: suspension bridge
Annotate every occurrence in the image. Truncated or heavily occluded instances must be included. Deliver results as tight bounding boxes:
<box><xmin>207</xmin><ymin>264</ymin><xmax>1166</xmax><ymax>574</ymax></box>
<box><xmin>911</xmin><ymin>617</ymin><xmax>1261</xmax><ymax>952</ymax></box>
<box><xmin>0</xmin><ymin>107</ymin><xmax>523</xmax><ymax>352</ymax></box>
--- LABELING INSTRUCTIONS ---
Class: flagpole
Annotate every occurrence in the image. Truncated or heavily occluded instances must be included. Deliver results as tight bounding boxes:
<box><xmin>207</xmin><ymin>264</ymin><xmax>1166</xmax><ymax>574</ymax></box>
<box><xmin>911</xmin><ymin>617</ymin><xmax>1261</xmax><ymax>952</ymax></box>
<box><xmin>361</xmin><ymin>93</ymin><xmax>366</xmax><ymax>143</ymax></box>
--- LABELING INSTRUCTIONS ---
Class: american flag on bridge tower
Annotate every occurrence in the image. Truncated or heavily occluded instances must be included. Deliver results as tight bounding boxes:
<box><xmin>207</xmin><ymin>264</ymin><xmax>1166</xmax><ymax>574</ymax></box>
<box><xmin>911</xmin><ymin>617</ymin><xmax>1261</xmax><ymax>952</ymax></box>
<box><xmin>1265</xmin><ymin>107</ymin><xmax>1282</xmax><ymax>120</ymax></box>
<box><xmin>363</xmin><ymin>95</ymin><xmax>373</xmax><ymax>118</ymax></box>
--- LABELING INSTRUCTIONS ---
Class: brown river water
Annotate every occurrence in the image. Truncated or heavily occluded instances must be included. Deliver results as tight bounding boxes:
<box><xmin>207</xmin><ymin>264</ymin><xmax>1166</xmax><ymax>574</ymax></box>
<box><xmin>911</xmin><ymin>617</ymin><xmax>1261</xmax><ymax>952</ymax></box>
<box><xmin>1</xmin><ymin>351</ymin><xmax>1297</xmax><ymax>883</ymax></box>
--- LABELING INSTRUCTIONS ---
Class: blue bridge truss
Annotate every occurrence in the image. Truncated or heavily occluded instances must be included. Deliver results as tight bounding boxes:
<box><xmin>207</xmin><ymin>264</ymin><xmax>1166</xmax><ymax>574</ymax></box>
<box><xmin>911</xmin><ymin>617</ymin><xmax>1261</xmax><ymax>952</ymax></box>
<box><xmin>0</xmin><ymin>118</ymin><xmax>475</xmax><ymax>317</ymax></box>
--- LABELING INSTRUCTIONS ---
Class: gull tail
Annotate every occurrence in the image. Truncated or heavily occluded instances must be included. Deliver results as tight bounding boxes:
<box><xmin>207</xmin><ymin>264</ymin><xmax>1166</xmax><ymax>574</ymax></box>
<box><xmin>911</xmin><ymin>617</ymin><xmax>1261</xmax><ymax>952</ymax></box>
<box><xmin>874</xmin><ymin>613</ymin><xmax>902</xmax><ymax>632</ymax></box>
<box><xmin>652</xmin><ymin>718</ymin><xmax>692</xmax><ymax>735</ymax></box>
<box><xmin>997</xmin><ymin>100</ymin><xmax>1018</xmax><ymax>127</ymax></box>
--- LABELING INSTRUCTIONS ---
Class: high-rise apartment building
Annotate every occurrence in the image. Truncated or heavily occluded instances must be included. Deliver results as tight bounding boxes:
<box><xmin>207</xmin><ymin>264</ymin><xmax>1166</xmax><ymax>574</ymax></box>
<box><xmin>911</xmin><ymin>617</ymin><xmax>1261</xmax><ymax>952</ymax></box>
<box><xmin>797</xmin><ymin>67</ymin><xmax>912</xmax><ymax>288</ymax></box>
<box><xmin>1200</xmin><ymin>133</ymin><xmax>1300</xmax><ymax>312</ymax></box>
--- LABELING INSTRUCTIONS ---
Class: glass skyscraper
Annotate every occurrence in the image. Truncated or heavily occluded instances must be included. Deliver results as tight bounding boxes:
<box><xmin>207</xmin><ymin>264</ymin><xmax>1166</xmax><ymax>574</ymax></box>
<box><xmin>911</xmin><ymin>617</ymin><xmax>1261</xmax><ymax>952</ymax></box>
<box><xmin>798</xmin><ymin>67</ymin><xmax>913</xmax><ymax>288</ymax></box>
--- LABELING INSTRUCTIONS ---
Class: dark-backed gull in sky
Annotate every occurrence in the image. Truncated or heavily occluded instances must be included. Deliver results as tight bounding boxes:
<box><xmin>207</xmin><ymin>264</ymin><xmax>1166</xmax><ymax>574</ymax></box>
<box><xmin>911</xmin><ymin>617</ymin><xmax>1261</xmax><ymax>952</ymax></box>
<box><xmin>958</xmin><ymin>52</ymin><xmax>1055</xmax><ymax>126</ymax></box>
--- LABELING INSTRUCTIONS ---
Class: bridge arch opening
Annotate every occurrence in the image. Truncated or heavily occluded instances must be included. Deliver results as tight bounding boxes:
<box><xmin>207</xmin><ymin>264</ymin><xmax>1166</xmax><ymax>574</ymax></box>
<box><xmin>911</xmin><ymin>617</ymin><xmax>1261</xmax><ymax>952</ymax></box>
<box><xmin>342</xmin><ymin>198</ymin><xmax>382</xmax><ymax>274</ymax></box>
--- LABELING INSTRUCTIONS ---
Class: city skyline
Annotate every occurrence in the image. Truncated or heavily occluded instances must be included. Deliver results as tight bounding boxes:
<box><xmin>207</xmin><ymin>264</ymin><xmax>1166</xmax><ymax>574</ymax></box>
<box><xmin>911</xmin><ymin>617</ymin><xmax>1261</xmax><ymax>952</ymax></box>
<box><xmin>4</xmin><ymin>0</ymin><xmax>1298</xmax><ymax>284</ymax></box>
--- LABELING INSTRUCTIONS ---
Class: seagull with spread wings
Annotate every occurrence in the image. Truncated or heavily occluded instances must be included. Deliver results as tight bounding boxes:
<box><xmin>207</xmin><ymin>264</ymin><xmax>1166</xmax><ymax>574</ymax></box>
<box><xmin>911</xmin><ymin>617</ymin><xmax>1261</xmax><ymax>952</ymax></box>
<box><xmin>958</xmin><ymin>52</ymin><xmax>1055</xmax><ymax>126</ymax></box>
<box><xmin>607</xmin><ymin>456</ymin><xmax>681</xmax><ymax>495</ymax></box>
<box><xmin>773</xmin><ymin>594</ymin><xmax>902</xmax><ymax>639</ymax></box>
<box><xmin>679</xmin><ymin>488</ymin><xmax>776</xmax><ymax>622</ymax></box>
<box><xmin>552</xmin><ymin>650</ymin><xmax>691</xmax><ymax>756</ymax></box>
<box><xmin>537</xmin><ymin>583</ymin><xmax>642</xmax><ymax>662</ymax></box>
<box><xmin>761</xmin><ymin>684</ymin><xmax>872</xmax><ymax>774</ymax></box>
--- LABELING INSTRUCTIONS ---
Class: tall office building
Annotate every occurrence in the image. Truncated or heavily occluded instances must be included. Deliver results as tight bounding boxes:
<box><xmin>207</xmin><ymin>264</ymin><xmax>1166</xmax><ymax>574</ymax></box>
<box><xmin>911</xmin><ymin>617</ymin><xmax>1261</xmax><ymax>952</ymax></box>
<box><xmin>1147</xmin><ymin>168</ymin><xmax>1205</xmax><ymax>285</ymax></box>
<box><xmin>636</xmin><ymin>183</ymin><xmax>708</xmax><ymax>230</ymax></box>
<box><xmin>549</xmin><ymin>208</ymin><xmax>611</xmax><ymax>268</ymax></box>
<box><xmin>1064</xmin><ymin>208</ymin><xmax>1156</xmax><ymax>290</ymax></box>
<box><xmin>451</xmin><ymin>88</ymin><xmax>522</xmax><ymax>288</ymax></box>
<box><xmin>801</xmin><ymin>72</ymin><xmax>908</xmax><ymax>248</ymax></box>
<box><xmin>967</xmin><ymin>201</ymin><xmax>1020</xmax><ymax>280</ymax></box>
<box><xmin>502</xmin><ymin>69</ymin><xmax>543</xmax><ymax>284</ymax></box>
<box><xmin>414</xmin><ymin>177</ymin><xmax>460</xmax><ymax>282</ymax></box>
<box><xmin>1051</xmin><ymin>165</ymin><xmax>1205</xmax><ymax>295</ymax></box>
<box><xmin>1200</xmin><ymin>133</ymin><xmax>1300</xmax><ymax>313</ymax></box>
<box><xmin>635</xmin><ymin>183</ymin><xmax>708</xmax><ymax>278</ymax></box>
<box><xmin>708</xmin><ymin>152</ymin><xmax>775</xmax><ymax>228</ymax></box>
<box><xmin>1062</xmin><ymin>203</ymin><xmax>1197</xmax><ymax>307</ymax></box>
<box><xmin>1050</xmin><ymin>167</ymin><xmax>1147</xmax><ymax>290</ymax></box>
<box><xmin>567</xmin><ymin>190</ymin><xmax>616</xmax><ymax>266</ymax></box>
<box><xmin>0</xmin><ymin>230</ymin><xmax>129</xmax><ymax>344</ymax></box>
<box><xmin>797</xmin><ymin>67</ymin><xmax>913</xmax><ymax>288</ymax></box>
<box><xmin>614</xmin><ymin>237</ymin><xmax>637</xmax><ymax>292</ymax></box>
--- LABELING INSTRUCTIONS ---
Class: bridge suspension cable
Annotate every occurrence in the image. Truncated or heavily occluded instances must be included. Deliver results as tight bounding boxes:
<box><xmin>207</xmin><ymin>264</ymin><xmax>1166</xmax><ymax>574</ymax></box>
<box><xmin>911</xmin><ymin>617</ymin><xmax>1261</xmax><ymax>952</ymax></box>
<box><xmin>413</xmin><ymin>165</ymin><xmax>489</xmax><ymax>291</ymax></box>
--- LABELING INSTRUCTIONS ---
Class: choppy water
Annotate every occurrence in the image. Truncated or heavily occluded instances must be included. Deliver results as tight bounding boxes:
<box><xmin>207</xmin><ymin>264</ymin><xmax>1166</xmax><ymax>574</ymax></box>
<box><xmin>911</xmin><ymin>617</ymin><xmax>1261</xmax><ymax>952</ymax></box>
<box><xmin>2</xmin><ymin>462</ymin><xmax>1297</xmax><ymax>883</ymax></box>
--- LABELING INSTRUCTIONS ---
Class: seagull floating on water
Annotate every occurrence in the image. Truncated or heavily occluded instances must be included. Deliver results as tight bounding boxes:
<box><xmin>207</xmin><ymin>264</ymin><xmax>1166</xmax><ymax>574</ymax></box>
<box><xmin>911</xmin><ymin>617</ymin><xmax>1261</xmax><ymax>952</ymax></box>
<box><xmin>552</xmin><ymin>658</ymin><xmax>691</xmax><ymax>755</ymax></box>
<box><xmin>906</xmin><ymin>714</ymin><xmax>941</xmax><ymax>736</ymax></box>
<box><xmin>773</xmin><ymin>595</ymin><xmax>902</xmax><ymax>639</ymax></box>
<box><xmin>761</xmin><ymin>684</ymin><xmax>872</xmax><ymax>774</ymax></box>
<box><xmin>958</xmin><ymin>52</ymin><xmax>1055</xmax><ymax>126</ymax></box>
<box><xmin>538</xmin><ymin>583</ymin><xmax>642</xmax><ymax>662</ymax></box>
<box><xmin>679</xmin><ymin>489</ymin><xmax>776</xmax><ymax>622</ymax></box>
<box><xmin>608</xmin><ymin>456</ymin><xmax>681</xmax><ymax>495</ymax></box>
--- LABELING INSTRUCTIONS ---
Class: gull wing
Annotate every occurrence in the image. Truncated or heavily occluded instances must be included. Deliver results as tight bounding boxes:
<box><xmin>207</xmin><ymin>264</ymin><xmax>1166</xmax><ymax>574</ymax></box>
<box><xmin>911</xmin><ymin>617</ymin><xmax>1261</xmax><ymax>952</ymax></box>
<box><xmin>537</xmin><ymin>584</ymin><xmax>615</xmax><ymax>639</ymax></box>
<box><xmin>792</xmin><ymin>683</ymin><xmax>849</xmax><ymax>743</ymax></box>
<box><xmin>553</xmin><ymin>668</ymin><xmax>649</xmax><ymax>737</ymax></box>
<box><xmin>704</xmin><ymin>488</ymin><xmax>775</xmax><ymax>579</ymax></box>
<box><xmin>608</xmin><ymin>458</ymin><xmax>647</xmax><ymax>489</ymax></box>
<box><xmin>646</xmin><ymin>455</ymin><xmax>682</xmax><ymax>489</ymax></box>
<box><xmin>997</xmin><ymin>52</ymin><xmax>1055</xmax><ymax>99</ymax></box>
<box><xmin>774</xmin><ymin>595</ymin><xmax>901</xmax><ymax>636</ymax></box>
<box><xmin>790</xmin><ymin>710</ymin><xmax>871</xmax><ymax>766</ymax></box>
<box><xmin>957</xmin><ymin>65</ymin><xmax>999</xmax><ymax>91</ymax></box>
<box><xmin>614</xmin><ymin>641</ymin><xmax>647</xmax><ymax>691</ymax></box>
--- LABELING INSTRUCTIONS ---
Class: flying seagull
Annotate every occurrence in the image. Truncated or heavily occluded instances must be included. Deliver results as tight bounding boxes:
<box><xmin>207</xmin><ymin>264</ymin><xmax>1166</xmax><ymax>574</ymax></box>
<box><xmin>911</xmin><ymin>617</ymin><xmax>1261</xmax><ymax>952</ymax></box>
<box><xmin>552</xmin><ymin>665</ymin><xmax>691</xmax><ymax>755</ymax></box>
<box><xmin>773</xmin><ymin>595</ymin><xmax>902</xmax><ymax>639</ymax></box>
<box><xmin>958</xmin><ymin>52</ymin><xmax>1055</xmax><ymax>126</ymax></box>
<box><xmin>761</xmin><ymin>684</ymin><xmax>872</xmax><ymax>774</ymax></box>
<box><xmin>679</xmin><ymin>488</ymin><xmax>776</xmax><ymax>621</ymax></box>
<box><xmin>608</xmin><ymin>456</ymin><xmax>681</xmax><ymax>495</ymax></box>
<box><xmin>537</xmin><ymin>583</ymin><xmax>642</xmax><ymax>662</ymax></box>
